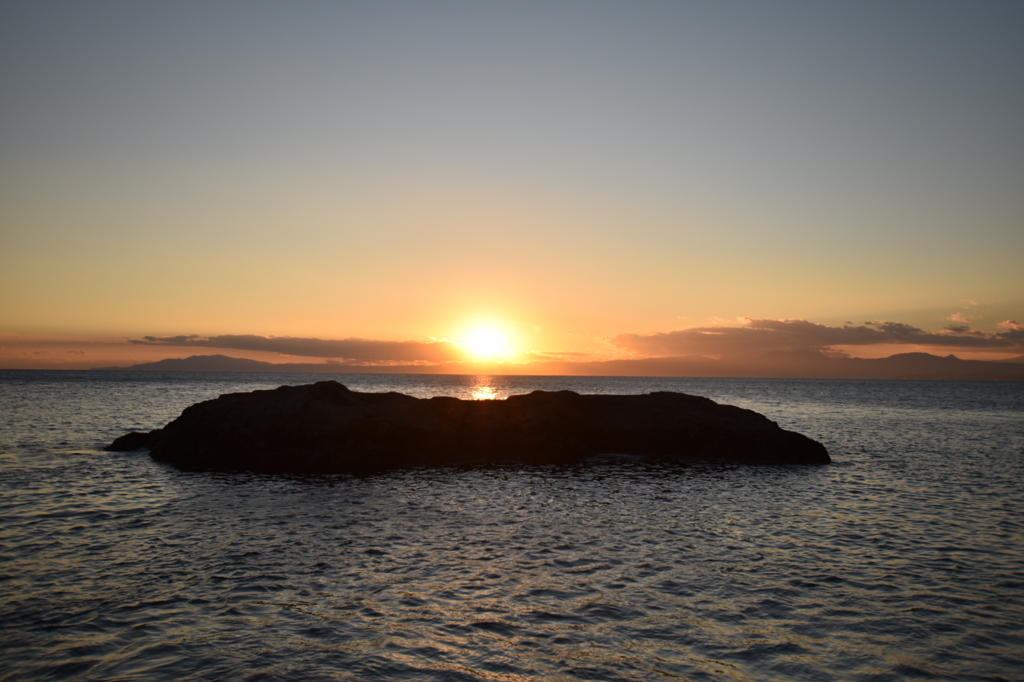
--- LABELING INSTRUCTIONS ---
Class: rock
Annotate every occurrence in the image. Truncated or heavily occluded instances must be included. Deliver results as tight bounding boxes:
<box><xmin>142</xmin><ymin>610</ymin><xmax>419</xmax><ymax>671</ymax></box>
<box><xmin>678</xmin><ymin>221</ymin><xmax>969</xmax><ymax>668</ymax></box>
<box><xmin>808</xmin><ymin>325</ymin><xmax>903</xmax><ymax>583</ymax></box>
<box><xmin>105</xmin><ymin>380</ymin><xmax>830</xmax><ymax>472</ymax></box>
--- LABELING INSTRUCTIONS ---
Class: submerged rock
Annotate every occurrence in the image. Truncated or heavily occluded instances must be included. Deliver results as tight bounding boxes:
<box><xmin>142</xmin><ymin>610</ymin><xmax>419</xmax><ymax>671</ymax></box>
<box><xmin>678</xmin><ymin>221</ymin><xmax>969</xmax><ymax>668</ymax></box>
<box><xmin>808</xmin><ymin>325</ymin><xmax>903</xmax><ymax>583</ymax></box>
<box><xmin>105</xmin><ymin>381</ymin><xmax>830</xmax><ymax>472</ymax></box>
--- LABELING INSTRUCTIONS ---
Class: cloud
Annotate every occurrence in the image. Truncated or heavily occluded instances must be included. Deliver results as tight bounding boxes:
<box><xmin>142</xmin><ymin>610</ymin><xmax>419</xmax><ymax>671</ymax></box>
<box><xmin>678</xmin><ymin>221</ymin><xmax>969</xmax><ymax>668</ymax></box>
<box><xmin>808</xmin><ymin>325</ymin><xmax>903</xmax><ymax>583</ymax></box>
<box><xmin>997</xmin><ymin>320</ymin><xmax>1024</xmax><ymax>342</ymax></box>
<box><xmin>948</xmin><ymin>313</ymin><xmax>972</xmax><ymax>323</ymax></box>
<box><xmin>127</xmin><ymin>319</ymin><xmax>1024</xmax><ymax>367</ymax></box>
<box><xmin>523</xmin><ymin>350</ymin><xmax>595</xmax><ymax>361</ymax></box>
<box><xmin>611</xmin><ymin>318</ymin><xmax>1024</xmax><ymax>358</ymax></box>
<box><xmin>129</xmin><ymin>334</ymin><xmax>465</xmax><ymax>363</ymax></box>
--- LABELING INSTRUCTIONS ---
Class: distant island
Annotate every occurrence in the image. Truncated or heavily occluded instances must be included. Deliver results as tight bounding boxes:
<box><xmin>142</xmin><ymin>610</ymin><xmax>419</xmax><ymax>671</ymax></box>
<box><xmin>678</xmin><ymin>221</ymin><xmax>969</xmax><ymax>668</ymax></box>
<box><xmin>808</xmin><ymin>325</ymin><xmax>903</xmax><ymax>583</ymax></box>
<box><xmin>92</xmin><ymin>351</ymin><xmax>1024</xmax><ymax>381</ymax></box>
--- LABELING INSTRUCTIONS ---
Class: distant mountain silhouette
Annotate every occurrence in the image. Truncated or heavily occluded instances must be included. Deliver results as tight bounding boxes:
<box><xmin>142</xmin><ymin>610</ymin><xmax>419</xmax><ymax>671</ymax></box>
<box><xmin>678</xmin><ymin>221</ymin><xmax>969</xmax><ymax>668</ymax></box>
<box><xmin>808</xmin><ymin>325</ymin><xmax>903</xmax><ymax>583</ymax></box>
<box><xmin>93</xmin><ymin>351</ymin><xmax>1024</xmax><ymax>381</ymax></box>
<box><xmin>538</xmin><ymin>351</ymin><xmax>1024</xmax><ymax>381</ymax></box>
<box><xmin>731</xmin><ymin>350</ymin><xmax>1024</xmax><ymax>381</ymax></box>
<box><xmin>93</xmin><ymin>355</ymin><xmax>313</xmax><ymax>372</ymax></box>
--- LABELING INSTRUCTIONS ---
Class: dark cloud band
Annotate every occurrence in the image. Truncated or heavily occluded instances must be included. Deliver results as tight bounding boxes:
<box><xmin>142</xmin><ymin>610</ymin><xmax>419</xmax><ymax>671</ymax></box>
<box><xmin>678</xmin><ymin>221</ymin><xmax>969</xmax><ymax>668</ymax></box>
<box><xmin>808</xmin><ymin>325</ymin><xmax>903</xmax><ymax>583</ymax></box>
<box><xmin>612</xmin><ymin>318</ymin><xmax>1024</xmax><ymax>357</ymax></box>
<box><xmin>129</xmin><ymin>334</ymin><xmax>464</xmax><ymax>363</ymax></box>
<box><xmin>129</xmin><ymin>317</ymin><xmax>1024</xmax><ymax>366</ymax></box>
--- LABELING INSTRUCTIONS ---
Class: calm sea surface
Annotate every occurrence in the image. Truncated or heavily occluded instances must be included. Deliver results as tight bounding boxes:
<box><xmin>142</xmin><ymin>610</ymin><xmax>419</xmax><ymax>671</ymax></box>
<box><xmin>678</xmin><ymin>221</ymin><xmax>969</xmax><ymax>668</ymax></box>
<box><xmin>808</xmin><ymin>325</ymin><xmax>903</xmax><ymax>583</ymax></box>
<box><xmin>1</xmin><ymin>370</ymin><xmax>1022</xmax><ymax>681</ymax></box>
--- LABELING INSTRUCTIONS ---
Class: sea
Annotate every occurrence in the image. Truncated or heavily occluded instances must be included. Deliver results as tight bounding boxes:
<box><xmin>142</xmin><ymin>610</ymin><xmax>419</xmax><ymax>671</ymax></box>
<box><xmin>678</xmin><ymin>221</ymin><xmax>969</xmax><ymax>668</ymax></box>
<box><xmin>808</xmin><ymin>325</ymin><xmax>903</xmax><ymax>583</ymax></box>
<box><xmin>1</xmin><ymin>370</ymin><xmax>1022</xmax><ymax>682</ymax></box>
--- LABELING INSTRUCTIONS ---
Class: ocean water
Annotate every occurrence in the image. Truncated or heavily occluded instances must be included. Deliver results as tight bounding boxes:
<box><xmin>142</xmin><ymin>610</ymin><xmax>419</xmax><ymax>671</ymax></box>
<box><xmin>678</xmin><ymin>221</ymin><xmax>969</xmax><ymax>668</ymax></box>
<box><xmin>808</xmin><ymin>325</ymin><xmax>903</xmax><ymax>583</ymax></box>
<box><xmin>1</xmin><ymin>370</ymin><xmax>1022</xmax><ymax>682</ymax></box>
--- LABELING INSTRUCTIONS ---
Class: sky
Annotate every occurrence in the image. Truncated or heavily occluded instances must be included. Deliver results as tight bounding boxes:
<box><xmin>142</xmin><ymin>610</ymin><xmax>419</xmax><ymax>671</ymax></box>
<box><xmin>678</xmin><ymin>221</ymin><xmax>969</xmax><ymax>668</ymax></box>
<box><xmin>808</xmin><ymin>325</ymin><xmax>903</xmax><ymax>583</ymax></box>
<box><xmin>2</xmin><ymin>1</ymin><xmax>1022</xmax><ymax>371</ymax></box>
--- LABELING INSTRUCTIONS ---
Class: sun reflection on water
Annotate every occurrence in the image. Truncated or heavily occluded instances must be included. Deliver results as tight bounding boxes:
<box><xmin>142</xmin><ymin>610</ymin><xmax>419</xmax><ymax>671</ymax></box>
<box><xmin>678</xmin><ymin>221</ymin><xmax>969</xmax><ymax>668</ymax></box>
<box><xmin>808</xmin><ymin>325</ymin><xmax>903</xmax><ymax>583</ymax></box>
<box><xmin>471</xmin><ymin>385</ymin><xmax>497</xmax><ymax>400</ymax></box>
<box><xmin>470</xmin><ymin>378</ymin><xmax>498</xmax><ymax>401</ymax></box>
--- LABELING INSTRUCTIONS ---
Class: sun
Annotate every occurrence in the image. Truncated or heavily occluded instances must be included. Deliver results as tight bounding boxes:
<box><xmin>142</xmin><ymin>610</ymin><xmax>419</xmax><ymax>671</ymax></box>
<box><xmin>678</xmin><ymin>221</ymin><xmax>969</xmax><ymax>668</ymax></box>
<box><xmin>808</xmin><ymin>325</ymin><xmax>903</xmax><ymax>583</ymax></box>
<box><xmin>464</xmin><ymin>327</ymin><xmax>513</xmax><ymax>360</ymax></box>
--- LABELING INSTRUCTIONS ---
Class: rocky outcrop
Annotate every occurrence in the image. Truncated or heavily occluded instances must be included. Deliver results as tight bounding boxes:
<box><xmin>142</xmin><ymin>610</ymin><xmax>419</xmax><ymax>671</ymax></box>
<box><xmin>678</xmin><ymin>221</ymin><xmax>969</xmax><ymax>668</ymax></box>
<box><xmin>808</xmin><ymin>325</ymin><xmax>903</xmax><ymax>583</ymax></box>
<box><xmin>106</xmin><ymin>381</ymin><xmax>830</xmax><ymax>472</ymax></box>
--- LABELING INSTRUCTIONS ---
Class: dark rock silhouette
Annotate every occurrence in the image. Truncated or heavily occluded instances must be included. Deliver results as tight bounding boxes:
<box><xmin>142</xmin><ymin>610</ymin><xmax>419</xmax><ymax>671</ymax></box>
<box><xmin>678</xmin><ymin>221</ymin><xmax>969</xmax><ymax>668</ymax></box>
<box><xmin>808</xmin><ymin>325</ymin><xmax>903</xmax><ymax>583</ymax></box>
<box><xmin>106</xmin><ymin>381</ymin><xmax>830</xmax><ymax>472</ymax></box>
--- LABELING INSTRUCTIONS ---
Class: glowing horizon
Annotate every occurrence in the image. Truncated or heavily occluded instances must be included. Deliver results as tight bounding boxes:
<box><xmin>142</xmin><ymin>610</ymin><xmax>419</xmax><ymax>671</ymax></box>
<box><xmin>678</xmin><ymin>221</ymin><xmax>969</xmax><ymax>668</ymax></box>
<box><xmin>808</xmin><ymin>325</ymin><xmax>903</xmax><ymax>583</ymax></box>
<box><xmin>2</xmin><ymin>314</ymin><xmax>1022</xmax><ymax>373</ymax></box>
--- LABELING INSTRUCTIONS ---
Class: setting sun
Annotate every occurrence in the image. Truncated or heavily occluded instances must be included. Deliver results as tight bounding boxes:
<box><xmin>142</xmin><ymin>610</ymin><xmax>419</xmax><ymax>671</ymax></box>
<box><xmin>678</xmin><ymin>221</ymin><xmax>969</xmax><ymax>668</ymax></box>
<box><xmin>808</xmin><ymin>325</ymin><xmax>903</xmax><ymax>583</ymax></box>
<box><xmin>463</xmin><ymin>327</ymin><xmax>513</xmax><ymax>360</ymax></box>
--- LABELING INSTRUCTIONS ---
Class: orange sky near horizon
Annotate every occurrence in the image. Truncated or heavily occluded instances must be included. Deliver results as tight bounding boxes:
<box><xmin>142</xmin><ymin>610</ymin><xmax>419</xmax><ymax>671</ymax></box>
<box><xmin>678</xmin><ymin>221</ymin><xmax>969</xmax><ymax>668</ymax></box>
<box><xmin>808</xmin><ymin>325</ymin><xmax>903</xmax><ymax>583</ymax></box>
<box><xmin>2</xmin><ymin>3</ymin><xmax>1022</xmax><ymax>372</ymax></box>
<box><xmin>2</xmin><ymin>324</ymin><xmax>1022</xmax><ymax>372</ymax></box>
